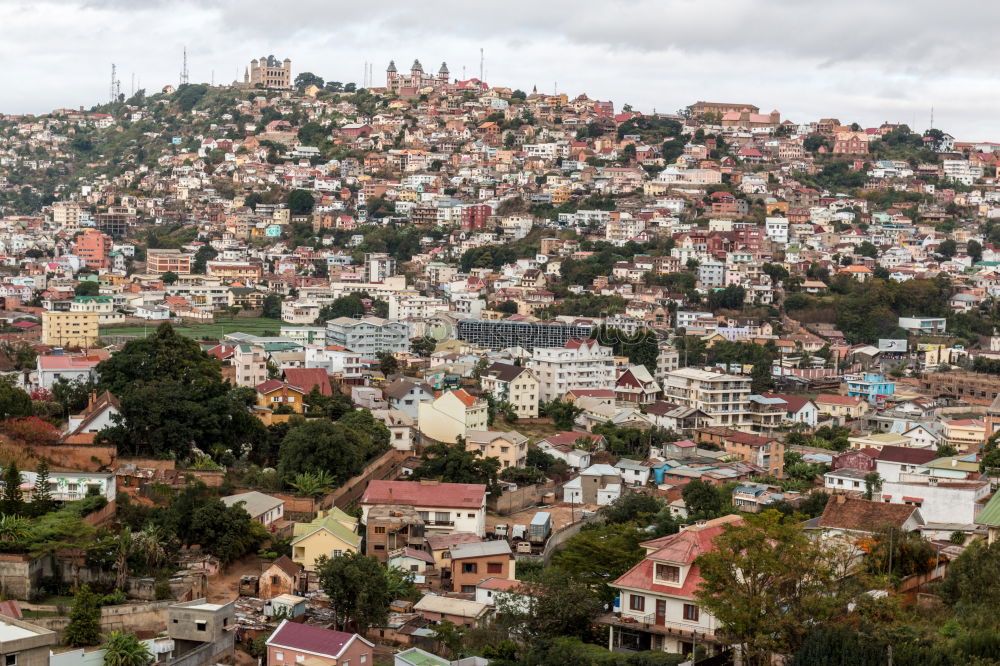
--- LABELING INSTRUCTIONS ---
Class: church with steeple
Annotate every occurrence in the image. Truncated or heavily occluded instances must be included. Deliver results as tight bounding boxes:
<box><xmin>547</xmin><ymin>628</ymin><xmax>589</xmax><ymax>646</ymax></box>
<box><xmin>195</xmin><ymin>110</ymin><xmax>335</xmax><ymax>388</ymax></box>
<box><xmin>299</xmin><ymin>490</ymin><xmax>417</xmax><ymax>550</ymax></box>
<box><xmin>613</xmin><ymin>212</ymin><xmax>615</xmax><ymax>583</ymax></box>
<box><xmin>385</xmin><ymin>59</ymin><xmax>450</xmax><ymax>95</ymax></box>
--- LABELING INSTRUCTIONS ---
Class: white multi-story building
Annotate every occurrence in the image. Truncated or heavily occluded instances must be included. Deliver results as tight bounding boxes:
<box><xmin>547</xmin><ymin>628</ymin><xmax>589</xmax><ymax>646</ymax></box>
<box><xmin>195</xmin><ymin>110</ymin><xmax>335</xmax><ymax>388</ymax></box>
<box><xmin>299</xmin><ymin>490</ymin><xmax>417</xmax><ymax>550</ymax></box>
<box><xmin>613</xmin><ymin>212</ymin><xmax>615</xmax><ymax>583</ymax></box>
<box><xmin>365</xmin><ymin>252</ymin><xmax>397</xmax><ymax>283</ymax></box>
<box><xmin>305</xmin><ymin>346</ymin><xmax>364</xmax><ymax>383</ymax></box>
<box><xmin>698</xmin><ymin>260</ymin><xmax>726</xmax><ymax>288</ymax></box>
<box><xmin>324</xmin><ymin>316</ymin><xmax>409</xmax><ymax>355</ymax></box>
<box><xmin>943</xmin><ymin>159</ymin><xmax>984</xmax><ymax>186</ymax></box>
<box><xmin>764</xmin><ymin>217</ymin><xmax>789</xmax><ymax>244</ymax></box>
<box><xmin>388</xmin><ymin>293</ymin><xmax>449</xmax><ymax>320</ymax></box>
<box><xmin>281</xmin><ymin>300</ymin><xmax>321</xmax><ymax>325</ymax></box>
<box><xmin>603</xmin><ymin>516</ymin><xmax>742</xmax><ymax>656</ymax></box>
<box><xmin>881</xmin><ymin>475</ymin><xmax>991</xmax><ymax>524</ymax></box>
<box><xmin>662</xmin><ymin>367</ymin><xmax>752</xmax><ymax>428</ymax></box>
<box><xmin>528</xmin><ymin>338</ymin><xmax>616</xmax><ymax>403</ymax></box>
<box><xmin>360</xmin><ymin>480</ymin><xmax>487</xmax><ymax>537</ymax></box>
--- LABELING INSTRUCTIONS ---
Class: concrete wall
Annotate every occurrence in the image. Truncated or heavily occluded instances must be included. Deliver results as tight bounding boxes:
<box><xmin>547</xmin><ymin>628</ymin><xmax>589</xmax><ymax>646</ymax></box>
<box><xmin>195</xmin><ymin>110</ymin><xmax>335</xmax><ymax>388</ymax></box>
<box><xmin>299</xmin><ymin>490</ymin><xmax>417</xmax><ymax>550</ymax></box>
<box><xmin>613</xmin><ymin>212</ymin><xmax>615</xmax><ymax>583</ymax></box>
<box><xmin>330</xmin><ymin>449</ymin><xmax>408</xmax><ymax>510</ymax></box>
<box><xmin>29</xmin><ymin>601</ymin><xmax>172</xmax><ymax>643</ymax></box>
<box><xmin>541</xmin><ymin>512</ymin><xmax>603</xmax><ymax>565</ymax></box>
<box><xmin>488</xmin><ymin>481</ymin><xmax>556</xmax><ymax>516</ymax></box>
<box><xmin>0</xmin><ymin>554</ymin><xmax>45</xmax><ymax>600</ymax></box>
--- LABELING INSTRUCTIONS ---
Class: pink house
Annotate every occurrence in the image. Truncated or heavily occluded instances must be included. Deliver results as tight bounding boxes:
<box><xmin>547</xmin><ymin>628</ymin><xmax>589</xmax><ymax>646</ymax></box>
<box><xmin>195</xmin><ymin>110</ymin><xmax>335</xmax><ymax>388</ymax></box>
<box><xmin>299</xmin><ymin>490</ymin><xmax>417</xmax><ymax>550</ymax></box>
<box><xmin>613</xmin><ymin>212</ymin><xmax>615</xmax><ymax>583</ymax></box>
<box><xmin>266</xmin><ymin>620</ymin><xmax>374</xmax><ymax>666</ymax></box>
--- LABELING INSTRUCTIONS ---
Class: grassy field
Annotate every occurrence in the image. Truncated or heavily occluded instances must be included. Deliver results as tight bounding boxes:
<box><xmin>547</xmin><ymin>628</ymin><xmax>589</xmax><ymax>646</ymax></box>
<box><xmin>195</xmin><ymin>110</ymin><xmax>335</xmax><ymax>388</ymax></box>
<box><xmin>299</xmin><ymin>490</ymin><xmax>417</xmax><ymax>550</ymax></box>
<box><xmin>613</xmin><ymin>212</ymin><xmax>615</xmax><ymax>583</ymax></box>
<box><xmin>100</xmin><ymin>316</ymin><xmax>294</xmax><ymax>340</ymax></box>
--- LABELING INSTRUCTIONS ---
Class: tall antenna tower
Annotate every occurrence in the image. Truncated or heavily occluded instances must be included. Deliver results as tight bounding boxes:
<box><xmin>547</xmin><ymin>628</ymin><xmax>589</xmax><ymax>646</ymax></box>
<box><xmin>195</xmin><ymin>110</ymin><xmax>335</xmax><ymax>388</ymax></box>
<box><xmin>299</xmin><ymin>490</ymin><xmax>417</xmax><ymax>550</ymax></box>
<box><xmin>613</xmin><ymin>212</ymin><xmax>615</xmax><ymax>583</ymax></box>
<box><xmin>479</xmin><ymin>48</ymin><xmax>484</xmax><ymax>82</ymax></box>
<box><xmin>180</xmin><ymin>46</ymin><xmax>189</xmax><ymax>86</ymax></box>
<box><xmin>109</xmin><ymin>63</ymin><xmax>117</xmax><ymax>104</ymax></box>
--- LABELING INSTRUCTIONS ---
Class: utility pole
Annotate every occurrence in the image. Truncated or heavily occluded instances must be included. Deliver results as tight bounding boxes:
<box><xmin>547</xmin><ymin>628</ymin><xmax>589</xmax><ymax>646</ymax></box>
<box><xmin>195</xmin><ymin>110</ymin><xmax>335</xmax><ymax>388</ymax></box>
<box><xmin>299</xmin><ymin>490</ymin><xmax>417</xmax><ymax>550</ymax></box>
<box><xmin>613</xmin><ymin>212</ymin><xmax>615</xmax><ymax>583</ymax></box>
<box><xmin>480</xmin><ymin>47</ymin><xmax>484</xmax><ymax>82</ymax></box>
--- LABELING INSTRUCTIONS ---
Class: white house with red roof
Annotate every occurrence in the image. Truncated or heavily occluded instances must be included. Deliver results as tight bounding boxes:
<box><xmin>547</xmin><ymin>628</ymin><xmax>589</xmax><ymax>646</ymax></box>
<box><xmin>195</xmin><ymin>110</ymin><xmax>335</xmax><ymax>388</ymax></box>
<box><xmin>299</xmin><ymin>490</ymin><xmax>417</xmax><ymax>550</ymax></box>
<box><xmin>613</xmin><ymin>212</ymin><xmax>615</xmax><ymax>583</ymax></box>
<box><xmin>762</xmin><ymin>392</ymin><xmax>818</xmax><ymax>427</ymax></box>
<box><xmin>360</xmin><ymin>480</ymin><xmax>487</xmax><ymax>537</ymax></box>
<box><xmin>536</xmin><ymin>431</ymin><xmax>605</xmax><ymax>470</ymax></box>
<box><xmin>265</xmin><ymin>619</ymin><xmax>373</xmax><ymax>666</ymax></box>
<box><xmin>602</xmin><ymin>515</ymin><xmax>742</xmax><ymax>655</ymax></box>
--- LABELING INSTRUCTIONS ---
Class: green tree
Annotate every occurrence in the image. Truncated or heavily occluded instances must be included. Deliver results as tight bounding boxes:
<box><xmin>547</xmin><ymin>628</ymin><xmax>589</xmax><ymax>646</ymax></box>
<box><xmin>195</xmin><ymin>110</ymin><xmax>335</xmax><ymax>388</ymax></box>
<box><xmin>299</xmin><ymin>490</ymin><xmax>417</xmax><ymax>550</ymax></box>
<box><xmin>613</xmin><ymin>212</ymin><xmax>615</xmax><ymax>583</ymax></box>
<box><xmin>289</xmin><ymin>471</ymin><xmax>335</xmax><ymax>497</ymax></box>
<box><xmin>539</xmin><ymin>400</ymin><xmax>582</xmax><ymax>430</ymax></box>
<box><xmin>102</xmin><ymin>630</ymin><xmax>153</xmax><ymax>666</ymax></box>
<box><xmin>262</xmin><ymin>293</ymin><xmax>283</xmax><ymax>319</ymax></box>
<box><xmin>682</xmin><ymin>479</ymin><xmax>723</xmax><ymax>517</ymax></box>
<box><xmin>277</xmin><ymin>419</ymin><xmax>381</xmax><ymax>485</ymax></box>
<box><xmin>1</xmin><ymin>462</ymin><xmax>24</xmax><ymax>516</ymax></box>
<box><xmin>410</xmin><ymin>336</ymin><xmax>437</xmax><ymax>357</ymax></box>
<box><xmin>159</xmin><ymin>271</ymin><xmax>178</xmax><ymax>285</ymax></box>
<box><xmin>937</xmin><ymin>239</ymin><xmax>957</xmax><ymax>258</ymax></box>
<box><xmin>494</xmin><ymin>567</ymin><xmax>604</xmax><ymax>641</ymax></box>
<box><xmin>191</xmin><ymin>245</ymin><xmax>217</xmax><ymax>274</ymax></box>
<box><xmin>695</xmin><ymin>512</ymin><xmax>850</xmax><ymax>666</ymax></box>
<box><xmin>377</xmin><ymin>351</ymin><xmax>399</xmax><ymax>375</ymax></box>
<box><xmin>314</xmin><ymin>294</ymin><xmax>366</xmax><ymax>323</ymax></box>
<box><xmin>967</xmin><ymin>239</ymin><xmax>983</xmax><ymax>263</ymax></box>
<box><xmin>75</xmin><ymin>281</ymin><xmax>100</xmax><ymax>296</ymax></box>
<box><xmin>862</xmin><ymin>472</ymin><xmax>882</xmax><ymax>500</ymax></box>
<box><xmin>316</xmin><ymin>551</ymin><xmax>391</xmax><ymax>632</ymax></box>
<box><xmin>65</xmin><ymin>584</ymin><xmax>102</xmax><ymax>647</ymax></box>
<box><xmin>96</xmin><ymin>323</ymin><xmax>264</xmax><ymax>459</ymax></box>
<box><xmin>412</xmin><ymin>442</ymin><xmax>501</xmax><ymax>495</ymax></box>
<box><xmin>0</xmin><ymin>380</ymin><xmax>32</xmax><ymax>421</ymax></box>
<box><xmin>31</xmin><ymin>457</ymin><xmax>55</xmax><ymax>516</ymax></box>
<box><xmin>856</xmin><ymin>241</ymin><xmax>879</xmax><ymax>258</ymax></box>
<box><xmin>603</xmin><ymin>493</ymin><xmax>663</xmax><ymax>525</ymax></box>
<box><xmin>287</xmin><ymin>189</ymin><xmax>315</xmax><ymax>215</ymax></box>
<box><xmin>551</xmin><ymin>522</ymin><xmax>646</xmax><ymax>604</ymax></box>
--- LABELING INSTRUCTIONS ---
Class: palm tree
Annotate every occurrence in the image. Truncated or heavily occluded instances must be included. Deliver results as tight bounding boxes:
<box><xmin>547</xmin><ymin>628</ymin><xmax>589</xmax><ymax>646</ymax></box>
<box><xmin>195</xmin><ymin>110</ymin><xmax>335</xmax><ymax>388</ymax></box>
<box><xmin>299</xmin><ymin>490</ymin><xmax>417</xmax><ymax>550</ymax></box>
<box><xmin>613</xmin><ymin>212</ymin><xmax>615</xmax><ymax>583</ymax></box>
<box><xmin>113</xmin><ymin>527</ymin><xmax>132</xmax><ymax>591</ymax></box>
<box><xmin>290</xmin><ymin>471</ymin><xmax>334</xmax><ymax>497</ymax></box>
<box><xmin>102</xmin><ymin>630</ymin><xmax>153</xmax><ymax>666</ymax></box>
<box><xmin>132</xmin><ymin>525</ymin><xmax>170</xmax><ymax>574</ymax></box>
<box><xmin>0</xmin><ymin>515</ymin><xmax>29</xmax><ymax>543</ymax></box>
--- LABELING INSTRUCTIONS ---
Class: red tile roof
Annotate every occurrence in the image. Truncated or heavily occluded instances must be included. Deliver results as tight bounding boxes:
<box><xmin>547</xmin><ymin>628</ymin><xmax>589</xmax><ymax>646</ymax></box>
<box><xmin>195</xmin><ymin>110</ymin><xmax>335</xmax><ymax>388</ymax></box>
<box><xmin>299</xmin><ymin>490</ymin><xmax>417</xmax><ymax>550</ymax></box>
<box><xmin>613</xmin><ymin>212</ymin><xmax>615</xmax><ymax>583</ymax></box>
<box><xmin>876</xmin><ymin>445</ymin><xmax>939</xmax><ymax>465</ymax></box>
<box><xmin>540</xmin><ymin>432</ymin><xmax>604</xmax><ymax>447</ymax></box>
<box><xmin>450</xmin><ymin>388</ymin><xmax>478</xmax><ymax>407</ymax></box>
<box><xmin>818</xmin><ymin>496</ymin><xmax>920</xmax><ymax>532</ymax></box>
<box><xmin>283</xmin><ymin>368</ymin><xmax>332</xmax><ymax>396</ymax></box>
<box><xmin>267</xmin><ymin>619</ymin><xmax>368</xmax><ymax>658</ymax></box>
<box><xmin>614</xmin><ymin>516</ymin><xmax>743</xmax><ymax>600</ymax></box>
<box><xmin>255</xmin><ymin>379</ymin><xmax>304</xmax><ymax>395</ymax></box>
<box><xmin>361</xmin><ymin>480</ymin><xmax>486</xmax><ymax>510</ymax></box>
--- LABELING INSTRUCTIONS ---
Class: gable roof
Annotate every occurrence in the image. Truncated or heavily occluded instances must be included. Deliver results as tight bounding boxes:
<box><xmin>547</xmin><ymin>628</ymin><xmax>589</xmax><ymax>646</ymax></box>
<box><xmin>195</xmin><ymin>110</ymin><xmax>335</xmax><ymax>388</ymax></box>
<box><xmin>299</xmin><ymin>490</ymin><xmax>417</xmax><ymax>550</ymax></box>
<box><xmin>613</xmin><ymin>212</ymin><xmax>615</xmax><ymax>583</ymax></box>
<box><xmin>361</xmin><ymin>480</ymin><xmax>486</xmax><ymax>510</ymax></box>
<box><xmin>221</xmin><ymin>491</ymin><xmax>283</xmax><ymax>518</ymax></box>
<box><xmin>265</xmin><ymin>555</ymin><xmax>301</xmax><ymax>579</ymax></box>
<box><xmin>485</xmin><ymin>362</ymin><xmax>530</xmax><ymax>383</ymax></box>
<box><xmin>266</xmin><ymin>619</ymin><xmax>372</xmax><ymax>658</ymax></box>
<box><xmin>282</xmin><ymin>368</ymin><xmax>332</xmax><ymax>396</ymax></box>
<box><xmin>817</xmin><ymin>496</ymin><xmax>921</xmax><ymax>532</ymax></box>
<box><xmin>291</xmin><ymin>510</ymin><xmax>361</xmax><ymax>548</ymax></box>
<box><xmin>876</xmin><ymin>445</ymin><xmax>939</xmax><ymax>465</ymax></box>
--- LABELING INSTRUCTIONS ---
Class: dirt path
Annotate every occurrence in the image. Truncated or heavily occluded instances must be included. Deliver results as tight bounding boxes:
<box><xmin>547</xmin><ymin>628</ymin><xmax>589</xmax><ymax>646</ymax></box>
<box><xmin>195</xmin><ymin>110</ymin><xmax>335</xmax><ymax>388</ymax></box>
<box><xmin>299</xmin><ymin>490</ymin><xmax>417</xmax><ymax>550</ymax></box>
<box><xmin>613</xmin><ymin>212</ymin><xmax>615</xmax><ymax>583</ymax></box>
<box><xmin>205</xmin><ymin>553</ymin><xmax>263</xmax><ymax>604</ymax></box>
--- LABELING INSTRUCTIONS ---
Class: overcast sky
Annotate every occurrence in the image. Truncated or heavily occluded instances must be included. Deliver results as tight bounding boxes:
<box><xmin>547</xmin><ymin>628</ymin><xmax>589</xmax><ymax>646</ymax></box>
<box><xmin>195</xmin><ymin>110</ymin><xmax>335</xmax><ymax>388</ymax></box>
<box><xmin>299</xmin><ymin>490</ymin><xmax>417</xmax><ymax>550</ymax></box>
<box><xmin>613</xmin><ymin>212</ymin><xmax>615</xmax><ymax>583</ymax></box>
<box><xmin>2</xmin><ymin>0</ymin><xmax>997</xmax><ymax>139</ymax></box>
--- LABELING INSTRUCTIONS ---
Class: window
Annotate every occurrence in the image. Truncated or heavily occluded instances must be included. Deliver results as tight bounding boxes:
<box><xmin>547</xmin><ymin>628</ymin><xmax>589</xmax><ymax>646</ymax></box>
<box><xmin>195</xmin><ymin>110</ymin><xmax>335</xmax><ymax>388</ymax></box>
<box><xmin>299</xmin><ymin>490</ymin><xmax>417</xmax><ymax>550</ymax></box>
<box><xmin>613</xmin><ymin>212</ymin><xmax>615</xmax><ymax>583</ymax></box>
<box><xmin>275</xmin><ymin>652</ymin><xmax>284</xmax><ymax>661</ymax></box>
<box><xmin>683</xmin><ymin>604</ymin><xmax>700</xmax><ymax>621</ymax></box>
<box><xmin>418</xmin><ymin>511</ymin><xmax>430</xmax><ymax>521</ymax></box>
<box><xmin>461</xmin><ymin>585</ymin><xmax>476</xmax><ymax>593</ymax></box>
<box><xmin>332</xmin><ymin>549</ymin><xmax>343</xmax><ymax>557</ymax></box>
<box><xmin>462</xmin><ymin>562</ymin><xmax>478</xmax><ymax>574</ymax></box>
<box><xmin>434</xmin><ymin>512</ymin><xmax>450</xmax><ymax>523</ymax></box>
<box><xmin>629</xmin><ymin>594</ymin><xmax>645</xmax><ymax>611</ymax></box>
<box><xmin>272</xmin><ymin>576</ymin><xmax>280</xmax><ymax>584</ymax></box>
<box><xmin>361</xmin><ymin>656</ymin><xmax>367</xmax><ymax>664</ymax></box>
<box><xmin>374</xmin><ymin>545</ymin><xmax>384</xmax><ymax>551</ymax></box>
<box><xmin>487</xmin><ymin>562</ymin><xmax>503</xmax><ymax>574</ymax></box>
<box><xmin>654</xmin><ymin>563</ymin><xmax>680</xmax><ymax>583</ymax></box>
<box><xmin>467</xmin><ymin>513</ymin><xmax>475</xmax><ymax>518</ymax></box>
<box><xmin>297</xmin><ymin>656</ymin><xmax>304</xmax><ymax>663</ymax></box>
<box><xmin>196</xmin><ymin>621</ymin><xmax>207</xmax><ymax>632</ymax></box>
<box><xmin>374</xmin><ymin>526</ymin><xmax>386</xmax><ymax>534</ymax></box>
<box><xmin>6</xmin><ymin>655</ymin><xmax>17</xmax><ymax>666</ymax></box>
